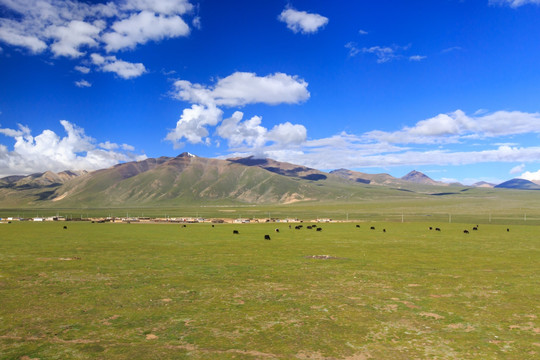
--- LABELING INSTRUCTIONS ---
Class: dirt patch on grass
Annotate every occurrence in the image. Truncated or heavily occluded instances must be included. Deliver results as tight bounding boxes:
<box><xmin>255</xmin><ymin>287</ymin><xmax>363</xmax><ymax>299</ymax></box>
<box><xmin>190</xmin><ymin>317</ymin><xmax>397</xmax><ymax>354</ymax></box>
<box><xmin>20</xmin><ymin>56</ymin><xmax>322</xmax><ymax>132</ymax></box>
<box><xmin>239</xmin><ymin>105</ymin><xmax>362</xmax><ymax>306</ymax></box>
<box><xmin>429</xmin><ymin>293</ymin><xmax>453</xmax><ymax>298</ymax></box>
<box><xmin>306</xmin><ymin>255</ymin><xmax>348</xmax><ymax>260</ymax></box>
<box><xmin>37</xmin><ymin>257</ymin><xmax>81</xmax><ymax>261</ymax></box>
<box><xmin>448</xmin><ymin>323</ymin><xmax>475</xmax><ymax>332</ymax></box>
<box><xmin>419</xmin><ymin>312</ymin><xmax>445</xmax><ymax>320</ymax></box>
<box><xmin>145</xmin><ymin>334</ymin><xmax>158</xmax><ymax>340</ymax></box>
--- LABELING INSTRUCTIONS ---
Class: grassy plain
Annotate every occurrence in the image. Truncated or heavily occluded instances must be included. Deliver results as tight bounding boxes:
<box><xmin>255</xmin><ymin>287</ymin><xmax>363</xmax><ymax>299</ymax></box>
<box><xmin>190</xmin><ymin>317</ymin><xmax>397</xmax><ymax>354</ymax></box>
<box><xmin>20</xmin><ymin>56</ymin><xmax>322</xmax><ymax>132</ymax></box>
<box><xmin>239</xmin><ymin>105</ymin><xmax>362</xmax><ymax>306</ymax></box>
<box><xmin>0</xmin><ymin>221</ymin><xmax>539</xmax><ymax>359</ymax></box>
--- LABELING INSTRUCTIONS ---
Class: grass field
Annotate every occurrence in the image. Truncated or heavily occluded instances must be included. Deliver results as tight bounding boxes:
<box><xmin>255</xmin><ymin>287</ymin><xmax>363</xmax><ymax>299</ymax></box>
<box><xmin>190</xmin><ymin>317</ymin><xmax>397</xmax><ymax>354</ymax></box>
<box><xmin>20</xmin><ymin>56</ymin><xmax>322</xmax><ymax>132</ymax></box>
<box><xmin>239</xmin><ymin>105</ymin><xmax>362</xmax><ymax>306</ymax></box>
<box><xmin>1</xmin><ymin>221</ymin><xmax>539</xmax><ymax>359</ymax></box>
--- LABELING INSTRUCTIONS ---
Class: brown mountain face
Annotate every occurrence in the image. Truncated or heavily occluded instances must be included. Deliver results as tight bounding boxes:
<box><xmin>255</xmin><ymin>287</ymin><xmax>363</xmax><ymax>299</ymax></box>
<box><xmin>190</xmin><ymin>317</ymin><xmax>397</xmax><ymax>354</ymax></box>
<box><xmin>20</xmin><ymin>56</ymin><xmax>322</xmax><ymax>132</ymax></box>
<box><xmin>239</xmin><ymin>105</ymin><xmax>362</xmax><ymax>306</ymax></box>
<box><xmin>228</xmin><ymin>156</ymin><xmax>329</xmax><ymax>181</ymax></box>
<box><xmin>330</xmin><ymin>168</ymin><xmax>405</xmax><ymax>186</ymax></box>
<box><xmin>0</xmin><ymin>169</ymin><xmax>86</xmax><ymax>189</ymax></box>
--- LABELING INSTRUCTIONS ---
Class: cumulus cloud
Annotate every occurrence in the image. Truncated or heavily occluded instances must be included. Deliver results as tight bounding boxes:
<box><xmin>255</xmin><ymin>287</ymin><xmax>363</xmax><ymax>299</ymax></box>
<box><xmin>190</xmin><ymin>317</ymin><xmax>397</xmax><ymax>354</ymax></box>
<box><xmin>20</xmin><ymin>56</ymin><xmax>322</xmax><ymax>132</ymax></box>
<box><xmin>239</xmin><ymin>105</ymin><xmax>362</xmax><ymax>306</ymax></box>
<box><xmin>0</xmin><ymin>120</ymin><xmax>146</xmax><ymax>176</ymax></box>
<box><xmin>0</xmin><ymin>0</ymin><xmax>194</xmax><ymax>78</ymax></box>
<box><xmin>165</xmin><ymin>104</ymin><xmax>223</xmax><ymax>146</ymax></box>
<box><xmin>167</xmin><ymin>72</ymin><xmax>309</xmax><ymax>149</ymax></box>
<box><xmin>91</xmin><ymin>53</ymin><xmax>146</xmax><ymax>79</ymax></box>
<box><xmin>103</xmin><ymin>11</ymin><xmax>190</xmax><ymax>52</ymax></box>
<box><xmin>520</xmin><ymin>169</ymin><xmax>540</xmax><ymax>181</ymax></box>
<box><xmin>173</xmin><ymin>72</ymin><xmax>310</xmax><ymax>107</ymax></box>
<box><xmin>216</xmin><ymin>112</ymin><xmax>267</xmax><ymax>148</ymax></box>
<box><xmin>47</xmin><ymin>19</ymin><xmax>103</xmax><ymax>57</ymax></box>
<box><xmin>278</xmin><ymin>7</ymin><xmax>328</xmax><ymax>34</ymax></box>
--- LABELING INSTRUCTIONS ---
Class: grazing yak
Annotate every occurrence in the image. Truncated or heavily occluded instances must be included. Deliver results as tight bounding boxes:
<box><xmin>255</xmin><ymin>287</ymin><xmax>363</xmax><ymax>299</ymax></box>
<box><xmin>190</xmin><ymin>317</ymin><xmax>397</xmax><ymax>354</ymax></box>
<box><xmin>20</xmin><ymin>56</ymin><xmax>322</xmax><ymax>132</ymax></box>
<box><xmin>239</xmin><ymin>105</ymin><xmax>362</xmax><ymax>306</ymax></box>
<box><xmin>463</xmin><ymin>230</ymin><xmax>469</xmax><ymax>234</ymax></box>
<box><xmin>264</xmin><ymin>235</ymin><xmax>271</xmax><ymax>240</ymax></box>
<box><xmin>356</xmin><ymin>225</ymin><xmax>360</xmax><ymax>228</ymax></box>
<box><xmin>275</xmin><ymin>228</ymin><xmax>279</xmax><ymax>232</ymax></box>
<box><xmin>233</xmin><ymin>230</ymin><xmax>239</xmax><ymax>234</ymax></box>
<box><xmin>316</xmin><ymin>227</ymin><xmax>322</xmax><ymax>231</ymax></box>
<box><xmin>435</xmin><ymin>228</ymin><xmax>441</xmax><ymax>231</ymax></box>
<box><xmin>63</xmin><ymin>226</ymin><xmax>67</xmax><ymax>229</ymax></box>
<box><xmin>370</xmin><ymin>226</ymin><xmax>375</xmax><ymax>230</ymax></box>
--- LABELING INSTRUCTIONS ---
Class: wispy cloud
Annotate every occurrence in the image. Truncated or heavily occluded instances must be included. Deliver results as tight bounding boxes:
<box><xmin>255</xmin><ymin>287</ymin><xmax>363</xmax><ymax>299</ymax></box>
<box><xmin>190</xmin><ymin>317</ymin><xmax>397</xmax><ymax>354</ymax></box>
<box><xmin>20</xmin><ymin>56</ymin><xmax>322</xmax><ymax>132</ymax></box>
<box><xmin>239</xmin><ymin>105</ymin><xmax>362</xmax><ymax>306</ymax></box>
<box><xmin>441</xmin><ymin>46</ymin><xmax>463</xmax><ymax>53</ymax></box>
<box><xmin>220</xmin><ymin>109</ymin><xmax>540</xmax><ymax>175</ymax></box>
<box><xmin>347</xmin><ymin>42</ymin><xmax>417</xmax><ymax>63</ymax></box>
<box><xmin>74</xmin><ymin>79</ymin><xmax>91</xmax><ymax>87</ymax></box>
<box><xmin>490</xmin><ymin>0</ymin><xmax>540</xmax><ymax>8</ymax></box>
<box><xmin>409</xmin><ymin>55</ymin><xmax>427</xmax><ymax>61</ymax></box>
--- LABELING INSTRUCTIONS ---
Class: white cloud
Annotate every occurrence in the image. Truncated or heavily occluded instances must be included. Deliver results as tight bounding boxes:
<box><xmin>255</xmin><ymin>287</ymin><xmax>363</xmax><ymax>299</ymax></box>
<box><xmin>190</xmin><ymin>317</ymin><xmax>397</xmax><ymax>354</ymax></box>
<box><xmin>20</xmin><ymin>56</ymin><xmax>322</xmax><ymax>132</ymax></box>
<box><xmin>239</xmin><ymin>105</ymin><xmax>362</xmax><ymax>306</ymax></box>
<box><xmin>441</xmin><ymin>46</ymin><xmax>463</xmax><ymax>53</ymax></box>
<box><xmin>520</xmin><ymin>169</ymin><xmax>540</xmax><ymax>181</ymax></box>
<box><xmin>122</xmin><ymin>0</ymin><xmax>193</xmax><ymax>15</ymax></box>
<box><xmin>345</xmin><ymin>42</ymin><xmax>360</xmax><ymax>57</ymax></box>
<box><xmin>165</xmin><ymin>104</ymin><xmax>223</xmax><ymax>146</ymax></box>
<box><xmin>47</xmin><ymin>20</ymin><xmax>103</xmax><ymax>58</ymax></box>
<box><xmin>0</xmin><ymin>0</ymin><xmax>194</xmax><ymax>78</ymax></box>
<box><xmin>358</xmin><ymin>29</ymin><xmax>368</xmax><ymax>35</ymax></box>
<box><xmin>348</xmin><ymin>43</ymin><xmax>416</xmax><ymax>63</ymax></box>
<box><xmin>409</xmin><ymin>55</ymin><xmax>426</xmax><ymax>61</ymax></box>
<box><xmin>0</xmin><ymin>120</ymin><xmax>145</xmax><ymax>176</ymax></box>
<box><xmin>0</xmin><ymin>19</ymin><xmax>47</xmax><ymax>53</ymax></box>
<box><xmin>173</xmin><ymin>72</ymin><xmax>310</xmax><ymax>107</ymax></box>
<box><xmin>216</xmin><ymin>112</ymin><xmax>267</xmax><ymax>148</ymax></box>
<box><xmin>278</xmin><ymin>7</ymin><xmax>328</xmax><ymax>34</ymax></box>
<box><xmin>168</xmin><ymin>72</ymin><xmax>309</xmax><ymax>149</ymax></box>
<box><xmin>103</xmin><ymin>11</ymin><xmax>190</xmax><ymax>52</ymax></box>
<box><xmin>91</xmin><ymin>53</ymin><xmax>146</xmax><ymax>79</ymax></box>
<box><xmin>510</xmin><ymin>163</ymin><xmax>525</xmax><ymax>174</ymax></box>
<box><xmin>74</xmin><ymin>79</ymin><xmax>91</xmax><ymax>87</ymax></box>
<box><xmin>75</xmin><ymin>65</ymin><xmax>90</xmax><ymax>74</ymax></box>
<box><xmin>267</xmin><ymin>122</ymin><xmax>307</xmax><ymax>145</ymax></box>
<box><xmin>365</xmin><ymin>110</ymin><xmax>540</xmax><ymax>144</ymax></box>
<box><xmin>362</xmin><ymin>45</ymin><xmax>401</xmax><ymax>63</ymax></box>
<box><xmin>490</xmin><ymin>0</ymin><xmax>540</xmax><ymax>7</ymax></box>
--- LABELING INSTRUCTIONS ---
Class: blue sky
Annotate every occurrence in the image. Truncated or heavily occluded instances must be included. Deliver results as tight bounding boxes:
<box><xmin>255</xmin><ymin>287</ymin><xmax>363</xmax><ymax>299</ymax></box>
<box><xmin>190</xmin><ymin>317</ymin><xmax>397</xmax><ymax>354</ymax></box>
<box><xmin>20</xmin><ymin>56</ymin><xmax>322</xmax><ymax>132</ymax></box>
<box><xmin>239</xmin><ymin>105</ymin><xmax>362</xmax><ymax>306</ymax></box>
<box><xmin>1</xmin><ymin>0</ymin><xmax>540</xmax><ymax>185</ymax></box>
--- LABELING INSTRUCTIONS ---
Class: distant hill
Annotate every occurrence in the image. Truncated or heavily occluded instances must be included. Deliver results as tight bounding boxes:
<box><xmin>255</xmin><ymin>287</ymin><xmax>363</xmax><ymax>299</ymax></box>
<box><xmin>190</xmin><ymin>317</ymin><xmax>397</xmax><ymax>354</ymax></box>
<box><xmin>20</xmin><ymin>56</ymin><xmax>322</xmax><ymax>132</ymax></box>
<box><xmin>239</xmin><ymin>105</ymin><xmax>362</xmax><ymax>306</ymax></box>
<box><xmin>401</xmin><ymin>170</ymin><xmax>447</xmax><ymax>186</ymax></box>
<box><xmin>494</xmin><ymin>178</ymin><xmax>540</xmax><ymax>190</ymax></box>
<box><xmin>472</xmin><ymin>181</ymin><xmax>495</xmax><ymax>188</ymax></box>
<box><xmin>330</xmin><ymin>168</ymin><xmax>405</xmax><ymax>186</ymax></box>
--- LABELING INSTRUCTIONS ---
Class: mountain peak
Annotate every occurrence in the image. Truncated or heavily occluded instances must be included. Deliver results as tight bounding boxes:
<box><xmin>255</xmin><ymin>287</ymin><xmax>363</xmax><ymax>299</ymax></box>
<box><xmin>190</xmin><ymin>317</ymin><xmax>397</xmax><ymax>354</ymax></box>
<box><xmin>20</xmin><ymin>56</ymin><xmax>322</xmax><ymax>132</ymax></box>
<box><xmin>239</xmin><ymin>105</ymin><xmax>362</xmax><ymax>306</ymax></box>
<box><xmin>177</xmin><ymin>152</ymin><xmax>196</xmax><ymax>158</ymax></box>
<box><xmin>401</xmin><ymin>170</ymin><xmax>442</xmax><ymax>186</ymax></box>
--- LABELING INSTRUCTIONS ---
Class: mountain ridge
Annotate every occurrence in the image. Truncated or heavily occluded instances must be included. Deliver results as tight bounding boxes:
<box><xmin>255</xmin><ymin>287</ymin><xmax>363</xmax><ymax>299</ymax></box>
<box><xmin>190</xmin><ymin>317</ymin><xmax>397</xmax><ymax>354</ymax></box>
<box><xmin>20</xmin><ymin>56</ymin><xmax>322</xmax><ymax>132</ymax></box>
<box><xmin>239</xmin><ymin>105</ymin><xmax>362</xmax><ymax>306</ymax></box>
<box><xmin>1</xmin><ymin>154</ymin><xmax>539</xmax><ymax>207</ymax></box>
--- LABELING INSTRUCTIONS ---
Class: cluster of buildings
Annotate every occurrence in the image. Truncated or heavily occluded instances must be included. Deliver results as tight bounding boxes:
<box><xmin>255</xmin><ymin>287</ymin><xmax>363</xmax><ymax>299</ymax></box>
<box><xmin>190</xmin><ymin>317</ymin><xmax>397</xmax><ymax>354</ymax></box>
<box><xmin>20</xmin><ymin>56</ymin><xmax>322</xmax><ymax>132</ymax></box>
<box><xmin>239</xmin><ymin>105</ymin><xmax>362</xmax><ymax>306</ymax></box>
<box><xmin>1</xmin><ymin>216</ymin><xmax>335</xmax><ymax>224</ymax></box>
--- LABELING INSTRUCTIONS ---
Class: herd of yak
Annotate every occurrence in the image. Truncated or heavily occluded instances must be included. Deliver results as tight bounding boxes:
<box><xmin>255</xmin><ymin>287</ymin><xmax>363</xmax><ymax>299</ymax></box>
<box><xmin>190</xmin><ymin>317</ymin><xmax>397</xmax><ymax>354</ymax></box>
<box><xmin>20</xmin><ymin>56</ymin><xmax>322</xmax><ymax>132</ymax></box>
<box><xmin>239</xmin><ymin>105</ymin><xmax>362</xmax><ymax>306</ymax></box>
<box><xmin>60</xmin><ymin>223</ymin><xmax>511</xmax><ymax>240</ymax></box>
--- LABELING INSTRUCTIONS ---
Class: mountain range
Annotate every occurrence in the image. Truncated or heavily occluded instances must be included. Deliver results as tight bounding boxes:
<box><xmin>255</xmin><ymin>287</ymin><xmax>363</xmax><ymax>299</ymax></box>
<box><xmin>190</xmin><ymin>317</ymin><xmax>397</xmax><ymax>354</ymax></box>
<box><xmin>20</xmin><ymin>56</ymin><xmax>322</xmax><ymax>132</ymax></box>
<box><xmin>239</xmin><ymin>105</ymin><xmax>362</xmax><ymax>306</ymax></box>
<box><xmin>1</xmin><ymin>152</ymin><xmax>538</xmax><ymax>208</ymax></box>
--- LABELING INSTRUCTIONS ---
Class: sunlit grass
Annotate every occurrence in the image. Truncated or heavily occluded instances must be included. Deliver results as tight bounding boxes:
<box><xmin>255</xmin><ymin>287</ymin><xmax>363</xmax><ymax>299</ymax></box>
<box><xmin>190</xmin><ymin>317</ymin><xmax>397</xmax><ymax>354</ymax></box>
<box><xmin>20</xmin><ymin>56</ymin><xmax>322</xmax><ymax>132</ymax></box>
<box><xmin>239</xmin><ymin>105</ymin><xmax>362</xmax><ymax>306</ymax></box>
<box><xmin>1</xmin><ymin>221</ymin><xmax>539</xmax><ymax>359</ymax></box>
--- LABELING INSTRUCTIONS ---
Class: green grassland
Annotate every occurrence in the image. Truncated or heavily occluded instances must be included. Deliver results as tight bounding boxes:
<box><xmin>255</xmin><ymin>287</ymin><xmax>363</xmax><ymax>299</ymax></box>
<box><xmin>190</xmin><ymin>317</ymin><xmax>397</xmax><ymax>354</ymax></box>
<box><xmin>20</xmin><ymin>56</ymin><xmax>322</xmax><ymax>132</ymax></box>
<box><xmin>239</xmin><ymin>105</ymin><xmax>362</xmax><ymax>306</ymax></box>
<box><xmin>1</xmin><ymin>221</ymin><xmax>539</xmax><ymax>359</ymax></box>
<box><xmin>3</xmin><ymin>186</ymin><xmax>540</xmax><ymax>226</ymax></box>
